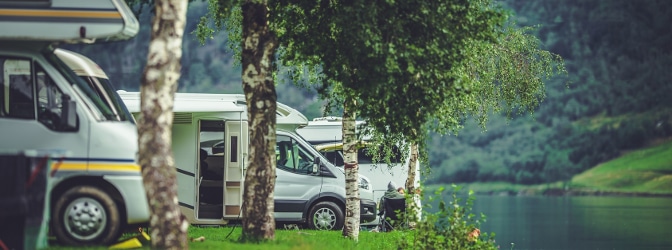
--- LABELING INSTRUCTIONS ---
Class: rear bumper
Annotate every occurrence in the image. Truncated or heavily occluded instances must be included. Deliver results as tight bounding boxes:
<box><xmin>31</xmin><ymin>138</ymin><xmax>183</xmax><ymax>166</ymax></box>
<box><xmin>360</xmin><ymin>198</ymin><xmax>377</xmax><ymax>223</ymax></box>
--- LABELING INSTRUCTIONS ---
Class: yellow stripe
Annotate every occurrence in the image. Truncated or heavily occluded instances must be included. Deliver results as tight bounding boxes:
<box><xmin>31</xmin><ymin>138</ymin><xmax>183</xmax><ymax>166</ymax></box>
<box><xmin>0</xmin><ymin>9</ymin><xmax>121</xmax><ymax>19</ymax></box>
<box><xmin>53</xmin><ymin>162</ymin><xmax>141</xmax><ymax>172</ymax></box>
<box><xmin>54</xmin><ymin>162</ymin><xmax>88</xmax><ymax>171</ymax></box>
<box><xmin>89</xmin><ymin>163</ymin><xmax>141</xmax><ymax>172</ymax></box>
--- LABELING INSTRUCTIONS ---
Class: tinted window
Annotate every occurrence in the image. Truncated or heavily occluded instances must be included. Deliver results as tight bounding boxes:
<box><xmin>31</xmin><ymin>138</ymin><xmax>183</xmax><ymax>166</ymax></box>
<box><xmin>276</xmin><ymin>135</ymin><xmax>315</xmax><ymax>174</ymax></box>
<box><xmin>1</xmin><ymin>58</ymin><xmax>34</xmax><ymax>119</ymax></box>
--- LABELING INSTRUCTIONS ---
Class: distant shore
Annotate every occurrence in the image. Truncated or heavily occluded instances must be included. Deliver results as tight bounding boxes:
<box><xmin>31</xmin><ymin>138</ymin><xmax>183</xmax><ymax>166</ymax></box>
<box><xmin>474</xmin><ymin>187</ymin><xmax>672</xmax><ymax>198</ymax></box>
<box><xmin>425</xmin><ymin>183</ymin><xmax>672</xmax><ymax>198</ymax></box>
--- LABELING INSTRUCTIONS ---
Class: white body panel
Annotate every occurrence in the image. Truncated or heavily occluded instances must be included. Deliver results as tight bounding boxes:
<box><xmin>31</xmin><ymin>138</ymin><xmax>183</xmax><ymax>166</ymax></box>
<box><xmin>0</xmin><ymin>0</ymin><xmax>138</xmax><ymax>42</ymax></box>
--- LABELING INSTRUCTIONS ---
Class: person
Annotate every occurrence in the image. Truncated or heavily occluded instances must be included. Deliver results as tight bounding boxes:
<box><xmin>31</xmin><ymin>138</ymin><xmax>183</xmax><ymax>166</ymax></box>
<box><xmin>200</xmin><ymin>149</ymin><xmax>220</xmax><ymax>180</ymax></box>
<box><xmin>376</xmin><ymin>181</ymin><xmax>406</xmax><ymax>232</ymax></box>
<box><xmin>378</xmin><ymin>181</ymin><xmax>405</xmax><ymax>215</ymax></box>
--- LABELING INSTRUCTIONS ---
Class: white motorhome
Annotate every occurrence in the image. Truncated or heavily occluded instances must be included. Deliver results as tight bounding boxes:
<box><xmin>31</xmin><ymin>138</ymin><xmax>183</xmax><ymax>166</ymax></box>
<box><xmin>0</xmin><ymin>0</ymin><xmax>149</xmax><ymax>246</ymax></box>
<box><xmin>118</xmin><ymin>92</ymin><xmax>377</xmax><ymax>230</ymax></box>
<box><xmin>296</xmin><ymin>117</ymin><xmax>422</xmax><ymax>226</ymax></box>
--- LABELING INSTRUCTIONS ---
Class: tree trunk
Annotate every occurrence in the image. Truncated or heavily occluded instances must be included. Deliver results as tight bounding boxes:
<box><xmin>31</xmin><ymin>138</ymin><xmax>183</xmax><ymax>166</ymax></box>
<box><xmin>405</xmin><ymin>140</ymin><xmax>421</xmax><ymax>221</ymax></box>
<box><xmin>405</xmin><ymin>139</ymin><xmax>419</xmax><ymax>191</ymax></box>
<box><xmin>342</xmin><ymin>99</ymin><xmax>360</xmax><ymax>240</ymax></box>
<box><xmin>240</xmin><ymin>0</ymin><xmax>277</xmax><ymax>242</ymax></box>
<box><xmin>138</xmin><ymin>0</ymin><xmax>188</xmax><ymax>249</ymax></box>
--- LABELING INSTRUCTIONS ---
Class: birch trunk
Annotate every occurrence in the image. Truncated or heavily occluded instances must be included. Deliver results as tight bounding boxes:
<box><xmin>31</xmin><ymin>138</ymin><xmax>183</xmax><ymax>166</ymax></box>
<box><xmin>342</xmin><ymin>99</ymin><xmax>360</xmax><ymax>240</ymax></box>
<box><xmin>138</xmin><ymin>0</ymin><xmax>188</xmax><ymax>249</ymax></box>
<box><xmin>405</xmin><ymin>141</ymin><xmax>421</xmax><ymax>221</ymax></box>
<box><xmin>240</xmin><ymin>0</ymin><xmax>277</xmax><ymax>242</ymax></box>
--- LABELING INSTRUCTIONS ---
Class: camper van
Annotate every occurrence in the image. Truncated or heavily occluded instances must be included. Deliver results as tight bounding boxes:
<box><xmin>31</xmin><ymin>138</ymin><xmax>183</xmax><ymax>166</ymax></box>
<box><xmin>118</xmin><ymin>92</ymin><xmax>377</xmax><ymax>230</ymax></box>
<box><xmin>296</xmin><ymin>117</ymin><xmax>422</xmax><ymax>226</ymax></box>
<box><xmin>0</xmin><ymin>0</ymin><xmax>149</xmax><ymax>246</ymax></box>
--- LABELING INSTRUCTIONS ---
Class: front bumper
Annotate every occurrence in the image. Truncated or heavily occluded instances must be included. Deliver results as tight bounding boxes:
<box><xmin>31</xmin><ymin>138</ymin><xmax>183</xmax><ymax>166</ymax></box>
<box><xmin>360</xmin><ymin>198</ymin><xmax>377</xmax><ymax>223</ymax></box>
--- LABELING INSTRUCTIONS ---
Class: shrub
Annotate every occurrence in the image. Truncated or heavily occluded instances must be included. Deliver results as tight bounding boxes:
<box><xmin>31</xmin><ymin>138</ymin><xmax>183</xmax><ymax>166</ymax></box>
<box><xmin>398</xmin><ymin>185</ymin><xmax>497</xmax><ymax>250</ymax></box>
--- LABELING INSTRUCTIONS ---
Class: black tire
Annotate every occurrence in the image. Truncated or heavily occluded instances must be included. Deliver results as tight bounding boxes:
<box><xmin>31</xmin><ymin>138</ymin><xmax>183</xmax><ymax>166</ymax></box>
<box><xmin>307</xmin><ymin>201</ymin><xmax>344</xmax><ymax>230</ymax></box>
<box><xmin>52</xmin><ymin>186</ymin><xmax>122</xmax><ymax>246</ymax></box>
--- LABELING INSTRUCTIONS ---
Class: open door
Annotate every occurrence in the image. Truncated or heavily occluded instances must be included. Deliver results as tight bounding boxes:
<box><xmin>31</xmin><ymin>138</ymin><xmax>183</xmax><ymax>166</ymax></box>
<box><xmin>223</xmin><ymin>120</ymin><xmax>248</xmax><ymax>219</ymax></box>
<box><xmin>197</xmin><ymin>120</ymin><xmax>225</xmax><ymax>220</ymax></box>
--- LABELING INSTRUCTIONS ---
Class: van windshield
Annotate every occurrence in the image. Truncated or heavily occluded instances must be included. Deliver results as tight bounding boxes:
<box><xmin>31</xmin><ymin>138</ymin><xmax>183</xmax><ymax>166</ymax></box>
<box><xmin>80</xmin><ymin>76</ymin><xmax>134</xmax><ymax>123</ymax></box>
<box><xmin>44</xmin><ymin>51</ymin><xmax>118</xmax><ymax>121</ymax></box>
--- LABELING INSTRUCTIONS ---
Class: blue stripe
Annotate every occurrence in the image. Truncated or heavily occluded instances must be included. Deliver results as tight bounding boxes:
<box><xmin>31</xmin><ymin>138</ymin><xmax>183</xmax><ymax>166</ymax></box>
<box><xmin>0</xmin><ymin>16</ymin><xmax>122</xmax><ymax>23</ymax></box>
<box><xmin>0</xmin><ymin>6</ymin><xmax>117</xmax><ymax>11</ymax></box>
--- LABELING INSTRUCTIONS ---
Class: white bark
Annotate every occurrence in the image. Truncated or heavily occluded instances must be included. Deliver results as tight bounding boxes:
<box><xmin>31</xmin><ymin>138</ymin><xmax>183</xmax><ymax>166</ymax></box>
<box><xmin>342</xmin><ymin>99</ymin><xmax>359</xmax><ymax>240</ymax></box>
<box><xmin>138</xmin><ymin>0</ymin><xmax>189</xmax><ymax>249</ymax></box>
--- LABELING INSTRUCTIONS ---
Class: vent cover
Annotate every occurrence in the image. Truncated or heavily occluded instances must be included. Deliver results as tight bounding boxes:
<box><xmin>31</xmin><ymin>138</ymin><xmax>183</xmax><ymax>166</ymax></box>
<box><xmin>173</xmin><ymin>113</ymin><xmax>193</xmax><ymax>124</ymax></box>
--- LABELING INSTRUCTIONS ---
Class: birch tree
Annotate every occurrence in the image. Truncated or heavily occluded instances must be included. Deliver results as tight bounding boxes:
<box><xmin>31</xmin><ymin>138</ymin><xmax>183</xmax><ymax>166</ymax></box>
<box><xmin>239</xmin><ymin>0</ymin><xmax>278</xmax><ymax>242</ymax></box>
<box><xmin>341</xmin><ymin>97</ymin><xmax>359</xmax><ymax>238</ymax></box>
<box><xmin>194</xmin><ymin>0</ymin><xmax>279</xmax><ymax>242</ymax></box>
<box><xmin>137</xmin><ymin>0</ymin><xmax>189</xmax><ymax>248</ymax></box>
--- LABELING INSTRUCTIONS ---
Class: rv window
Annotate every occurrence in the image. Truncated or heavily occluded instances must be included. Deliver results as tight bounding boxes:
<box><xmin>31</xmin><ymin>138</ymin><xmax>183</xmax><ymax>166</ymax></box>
<box><xmin>230</xmin><ymin>136</ymin><xmax>238</xmax><ymax>163</ymax></box>
<box><xmin>322</xmin><ymin>151</ymin><xmax>344</xmax><ymax>167</ymax></box>
<box><xmin>35</xmin><ymin>64</ymin><xmax>69</xmax><ymax>131</ymax></box>
<box><xmin>1</xmin><ymin>58</ymin><xmax>35</xmax><ymax>119</ymax></box>
<box><xmin>276</xmin><ymin>135</ymin><xmax>315</xmax><ymax>174</ymax></box>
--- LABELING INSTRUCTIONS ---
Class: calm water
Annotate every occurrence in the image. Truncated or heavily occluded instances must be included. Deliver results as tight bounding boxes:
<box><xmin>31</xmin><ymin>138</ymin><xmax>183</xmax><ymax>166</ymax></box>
<box><xmin>463</xmin><ymin>195</ymin><xmax>672</xmax><ymax>250</ymax></box>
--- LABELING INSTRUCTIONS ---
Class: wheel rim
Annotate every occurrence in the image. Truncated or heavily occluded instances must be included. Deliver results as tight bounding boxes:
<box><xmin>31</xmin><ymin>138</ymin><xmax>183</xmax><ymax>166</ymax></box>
<box><xmin>62</xmin><ymin>197</ymin><xmax>107</xmax><ymax>241</ymax></box>
<box><xmin>313</xmin><ymin>207</ymin><xmax>337</xmax><ymax>230</ymax></box>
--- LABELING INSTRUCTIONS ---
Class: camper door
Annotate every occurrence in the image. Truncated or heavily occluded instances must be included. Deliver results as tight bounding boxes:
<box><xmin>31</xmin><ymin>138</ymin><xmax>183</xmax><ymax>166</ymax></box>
<box><xmin>223</xmin><ymin>120</ymin><xmax>248</xmax><ymax>218</ymax></box>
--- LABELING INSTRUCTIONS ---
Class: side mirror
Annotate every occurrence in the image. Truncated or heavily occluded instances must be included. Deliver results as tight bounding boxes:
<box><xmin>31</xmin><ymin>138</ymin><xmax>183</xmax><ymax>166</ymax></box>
<box><xmin>60</xmin><ymin>95</ymin><xmax>77</xmax><ymax>130</ymax></box>
<box><xmin>312</xmin><ymin>157</ymin><xmax>321</xmax><ymax>175</ymax></box>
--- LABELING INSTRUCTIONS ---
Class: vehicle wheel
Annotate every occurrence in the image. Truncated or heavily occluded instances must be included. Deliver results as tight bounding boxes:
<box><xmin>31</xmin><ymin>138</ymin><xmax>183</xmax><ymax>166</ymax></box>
<box><xmin>307</xmin><ymin>201</ymin><xmax>344</xmax><ymax>230</ymax></box>
<box><xmin>52</xmin><ymin>186</ymin><xmax>121</xmax><ymax>246</ymax></box>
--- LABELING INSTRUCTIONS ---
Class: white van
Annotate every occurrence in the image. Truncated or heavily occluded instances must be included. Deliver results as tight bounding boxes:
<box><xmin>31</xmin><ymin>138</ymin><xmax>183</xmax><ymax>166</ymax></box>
<box><xmin>0</xmin><ymin>0</ymin><xmax>149</xmax><ymax>246</ymax></box>
<box><xmin>296</xmin><ymin>117</ymin><xmax>422</xmax><ymax>226</ymax></box>
<box><xmin>118</xmin><ymin>91</ymin><xmax>377</xmax><ymax>230</ymax></box>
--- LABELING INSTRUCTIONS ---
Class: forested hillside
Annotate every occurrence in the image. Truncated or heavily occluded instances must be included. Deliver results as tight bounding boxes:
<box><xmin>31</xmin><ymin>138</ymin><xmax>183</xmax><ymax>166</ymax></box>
<box><xmin>63</xmin><ymin>0</ymin><xmax>672</xmax><ymax>185</ymax></box>
<box><xmin>427</xmin><ymin>0</ymin><xmax>672</xmax><ymax>185</ymax></box>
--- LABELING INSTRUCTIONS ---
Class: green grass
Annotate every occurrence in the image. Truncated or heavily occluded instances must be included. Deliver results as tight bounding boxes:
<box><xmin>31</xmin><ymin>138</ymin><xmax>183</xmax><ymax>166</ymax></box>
<box><xmin>46</xmin><ymin>226</ymin><xmax>407</xmax><ymax>249</ymax></box>
<box><xmin>570</xmin><ymin>139</ymin><xmax>672</xmax><ymax>194</ymax></box>
<box><xmin>186</xmin><ymin>226</ymin><xmax>404</xmax><ymax>249</ymax></box>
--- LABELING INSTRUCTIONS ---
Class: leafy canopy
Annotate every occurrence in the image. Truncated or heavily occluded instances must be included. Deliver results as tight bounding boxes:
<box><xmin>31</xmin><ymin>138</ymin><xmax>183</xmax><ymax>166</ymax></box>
<box><xmin>271</xmin><ymin>0</ymin><xmax>514</xmax><ymax>144</ymax></box>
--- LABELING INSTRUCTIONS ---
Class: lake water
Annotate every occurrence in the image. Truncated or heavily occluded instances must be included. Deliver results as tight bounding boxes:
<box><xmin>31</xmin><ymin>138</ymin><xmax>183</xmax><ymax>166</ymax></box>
<box><xmin>457</xmin><ymin>195</ymin><xmax>672</xmax><ymax>250</ymax></box>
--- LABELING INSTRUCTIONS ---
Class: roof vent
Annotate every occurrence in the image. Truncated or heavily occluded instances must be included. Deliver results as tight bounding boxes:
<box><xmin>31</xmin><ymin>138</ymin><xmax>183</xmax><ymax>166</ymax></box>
<box><xmin>173</xmin><ymin>113</ymin><xmax>193</xmax><ymax>124</ymax></box>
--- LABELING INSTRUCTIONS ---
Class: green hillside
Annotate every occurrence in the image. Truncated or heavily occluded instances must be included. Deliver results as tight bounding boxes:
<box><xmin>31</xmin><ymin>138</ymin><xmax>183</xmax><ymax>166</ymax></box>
<box><xmin>570</xmin><ymin>139</ymin><xmax>672</xmax><ymax>194</ymax></box>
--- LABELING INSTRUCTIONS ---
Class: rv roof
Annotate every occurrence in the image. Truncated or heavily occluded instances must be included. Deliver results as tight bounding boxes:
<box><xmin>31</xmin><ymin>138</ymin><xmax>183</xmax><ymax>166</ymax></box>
<box><xmin>0</xmin><ymin>0</ymin><xmax>139</xmax><ymax>43</ymax></box>
<box><xmin>118</xmin><ymin>91</ymin><xmax>245</xmax><ymax>113</ymax></box>
<box><xmin>307</xmin><ymin>117</ymin><xmax>366</xmax><ymax>126</ymax></box>
<box><xmin>297</xmin><ymin>117</ymin><xmax>370</xmax><ymax>143</ymax></box>
<box><xmin>117</xmin><ymin>91</ymin><xmax>308</xmax><ymax>126</ymax></box>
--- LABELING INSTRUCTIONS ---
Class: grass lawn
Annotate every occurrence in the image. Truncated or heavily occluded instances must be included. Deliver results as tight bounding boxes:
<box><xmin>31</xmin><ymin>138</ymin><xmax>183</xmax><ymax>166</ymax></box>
<box><xmin>570</xmin><ymin>139</ymin><xmax>672</xmax><ymax>194</ymax></box>
<box><xmin>46</xmin><ymin>226</ymin><xmax>407</xmax><ymax>249</ymax></box>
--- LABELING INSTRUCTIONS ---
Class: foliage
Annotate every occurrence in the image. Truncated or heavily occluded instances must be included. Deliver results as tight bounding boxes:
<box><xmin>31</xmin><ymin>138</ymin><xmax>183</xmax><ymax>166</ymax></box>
<box><xmin>272</xmin><ymin>0</ymin><xmax>510</xmax><ymax>145</ymax></box>
<box><xmin>399</xmin><ymin>185</ymin><xmax>497</xmax><ymax>250</ymax></box>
